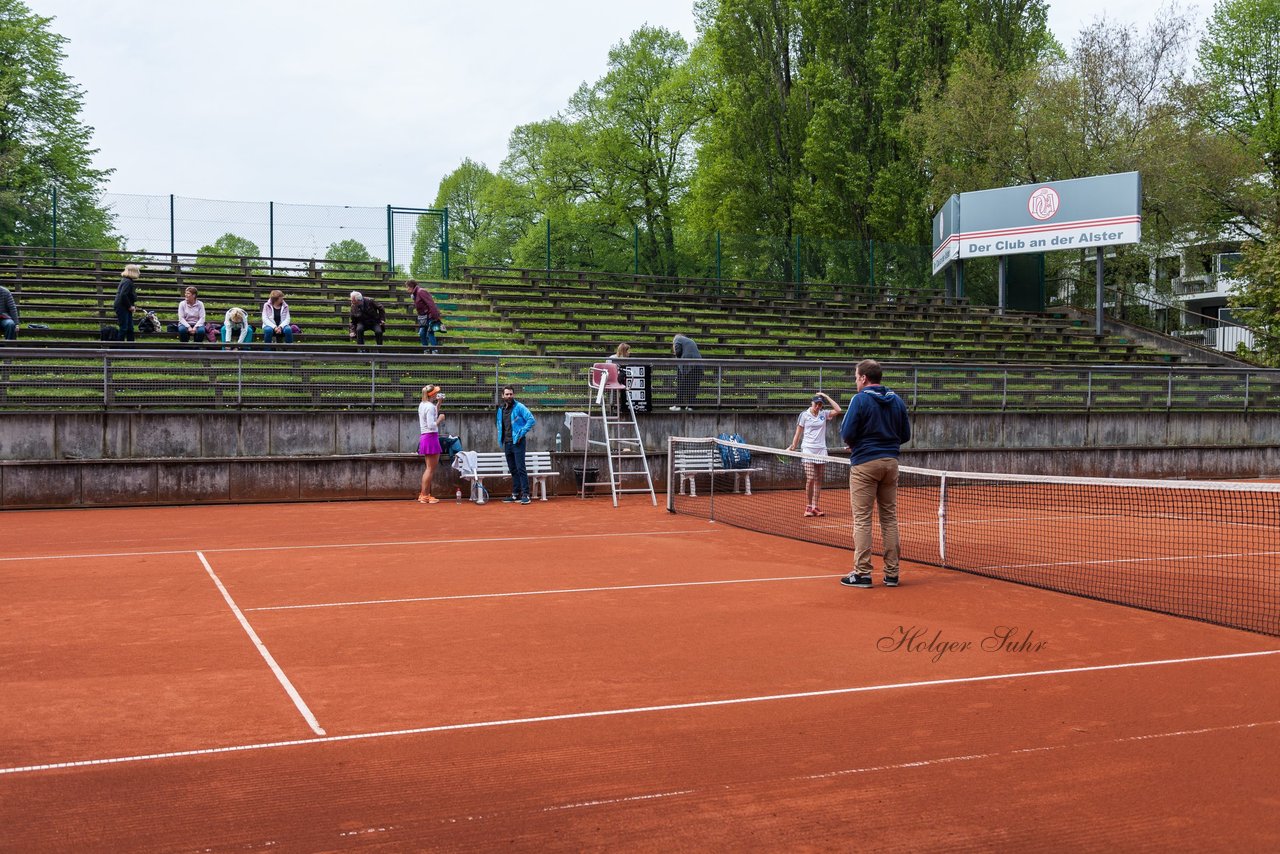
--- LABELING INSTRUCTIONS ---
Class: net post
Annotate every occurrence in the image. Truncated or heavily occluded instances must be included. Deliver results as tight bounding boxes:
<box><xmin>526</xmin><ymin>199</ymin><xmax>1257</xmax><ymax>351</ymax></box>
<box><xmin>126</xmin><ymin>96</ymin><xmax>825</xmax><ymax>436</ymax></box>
<box><xmin>665</xmin><ymin>435</ymin><xmax>675</xmax><ymax>512</ymax></box>
<box><xmin>937</xmin><ymin>473</ymin><xmax>947</xmax><ymax>565</ymax></box>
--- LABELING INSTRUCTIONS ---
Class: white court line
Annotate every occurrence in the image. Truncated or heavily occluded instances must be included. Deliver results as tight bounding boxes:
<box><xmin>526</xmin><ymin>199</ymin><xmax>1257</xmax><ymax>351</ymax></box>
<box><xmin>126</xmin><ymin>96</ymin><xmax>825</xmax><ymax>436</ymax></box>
<box><xmin>196</xmin><ymin>551</ymin><xmax>325</xmax><ymax>736</ymax></box>
<box><xmin>0</xmin><ymin>528</ymin><xmax>716</xmax><ymax>563</ymax></box>
<box><xmin>3</xmin><ymin>647</ymin><xmax>1277</xmax><ymax>777</ymax></box>
<box><xmin>245</xmin><ymin>574</ymin><xmax>842</xmax><ymax>612</ymax></box>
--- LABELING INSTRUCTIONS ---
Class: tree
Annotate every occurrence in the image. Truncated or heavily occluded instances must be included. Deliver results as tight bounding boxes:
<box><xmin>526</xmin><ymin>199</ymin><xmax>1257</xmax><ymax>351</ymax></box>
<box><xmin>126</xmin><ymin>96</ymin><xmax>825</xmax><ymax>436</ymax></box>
<box><xmin>0</xmin><ymin>0</ymin><xmax>116</xmax><ymax>249</ymax></box>
<box><xmin>1228</xmin><ymin>232</ymin><xmax>1280</xmax><ymax>364</ymax></box>
<box><xmin>1192</xmin><ymin>0</ymin><xmax>1280</xmax><ymax>238</ymax></box>
<box><xmin>322</xmin><ymin>239</ymin><xmax>383</xmax><ymax>279</ymax></box>
<box><xmin>193</xmin><ymin>233</ymin><xmax>262</xmax><ymax>274</ymax></box>
<box><xmin>426</xmin><ymin>159</ymin><xmax>498</xmax><ymax>275</ymax></box>
<box><xmin>568</xmin><ymin>26</ymin><xmax>709</xmax><ymax>276</ymax></box>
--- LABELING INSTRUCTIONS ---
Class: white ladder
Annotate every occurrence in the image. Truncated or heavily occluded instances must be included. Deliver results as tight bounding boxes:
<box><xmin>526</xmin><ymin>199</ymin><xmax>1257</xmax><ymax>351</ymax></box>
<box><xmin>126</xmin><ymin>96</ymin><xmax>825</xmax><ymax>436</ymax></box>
<box><xmin>581</xmin><ymin>370</ymin><xmax>657</xmax><ymax>507</ymax></box>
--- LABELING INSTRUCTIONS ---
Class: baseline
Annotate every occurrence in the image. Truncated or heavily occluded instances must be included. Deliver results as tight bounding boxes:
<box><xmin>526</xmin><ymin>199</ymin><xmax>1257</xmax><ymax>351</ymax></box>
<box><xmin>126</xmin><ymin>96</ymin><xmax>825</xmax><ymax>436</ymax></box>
<box><xmin>4</xmin><ymin>648</ymin><xmax>1276</xmax><ymax>776</ymax></box>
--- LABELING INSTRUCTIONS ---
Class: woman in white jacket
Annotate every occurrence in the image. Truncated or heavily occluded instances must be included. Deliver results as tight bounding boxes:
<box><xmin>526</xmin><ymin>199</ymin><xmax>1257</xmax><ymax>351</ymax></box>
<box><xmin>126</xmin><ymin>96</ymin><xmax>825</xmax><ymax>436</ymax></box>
<box><xmin>221</xmin><ymin>307</ymin><xmax>254</xmax><ymax>345</ymax></box>
<box><xmin>261</xmin><ymin>289</ymin><xmax>293</xmax><ymax>344</ymax></box>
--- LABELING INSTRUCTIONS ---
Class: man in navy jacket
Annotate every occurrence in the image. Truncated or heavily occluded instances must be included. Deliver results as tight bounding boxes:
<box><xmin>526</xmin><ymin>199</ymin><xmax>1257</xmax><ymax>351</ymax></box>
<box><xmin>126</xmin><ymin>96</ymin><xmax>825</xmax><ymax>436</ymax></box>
<box><xmin>838</xmin><ymin>359</ymin><xmax>912</xmax><ymax>588</ymax></box>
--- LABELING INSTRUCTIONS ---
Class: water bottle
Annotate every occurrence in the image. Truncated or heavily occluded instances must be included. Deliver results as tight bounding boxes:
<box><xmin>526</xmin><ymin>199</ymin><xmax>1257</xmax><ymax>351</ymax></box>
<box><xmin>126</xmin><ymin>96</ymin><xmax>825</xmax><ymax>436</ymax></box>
<box><xmin>556</xmin><ymin>432</ymin><xmax>563</xmax><ymax>452</ymax></box>
<box><xmin>455</xmin><ymin>487</ymin><xmax>462</xmax><ymax>504</ymax></box>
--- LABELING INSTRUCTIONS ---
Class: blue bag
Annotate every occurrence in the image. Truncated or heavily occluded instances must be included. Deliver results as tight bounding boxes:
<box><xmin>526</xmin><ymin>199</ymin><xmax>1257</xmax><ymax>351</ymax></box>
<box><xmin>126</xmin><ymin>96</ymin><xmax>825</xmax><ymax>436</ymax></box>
<box><xmin>716</xmin><ymin>432</ymin><xmax>752</xmax><ymax>469</ymax></box>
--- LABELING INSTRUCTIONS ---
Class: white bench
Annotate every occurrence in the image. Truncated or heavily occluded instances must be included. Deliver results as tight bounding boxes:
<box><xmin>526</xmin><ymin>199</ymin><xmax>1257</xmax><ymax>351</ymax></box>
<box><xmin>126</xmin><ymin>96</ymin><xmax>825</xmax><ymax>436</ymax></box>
<box><xmin>460</xmin><ymin>451</ymin><xmax>558</xmax><ymax>501</ymax></box>
<box><xmin>673</xmin><ymin>449</ymin><xmax>761</xmax><ymax>497</ymax></box>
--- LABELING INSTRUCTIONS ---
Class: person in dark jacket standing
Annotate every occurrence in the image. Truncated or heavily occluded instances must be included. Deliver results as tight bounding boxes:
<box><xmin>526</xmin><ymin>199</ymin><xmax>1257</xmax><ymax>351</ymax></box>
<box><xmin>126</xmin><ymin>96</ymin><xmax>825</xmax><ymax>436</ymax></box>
<box><xmin>114</xmin><ymin>264</ymin><xmax>142</xmax><ymax>342</ymax></box>
<box><xmin>407</xmin><ymin>279</ymin><xmax>443</xmax><ymax>353</ymax></box>
<box><xmin>838</xmin><ymin>359</ymin><xmax>912</xmax><ymax>588</ymax></box>
<box><xmin>670</xmin><ymin>333</ymin><xmax>703</xmax><ymax>411</ymax></box>
<box><xmin>0</xmin><ymin>285</ymin><xmax>19</xmax><ymax>340</ymax></box>
<box><xmin>348</xmin><ymin>291</ymin><xmax>386</xmax><ymax>346</ymax></box>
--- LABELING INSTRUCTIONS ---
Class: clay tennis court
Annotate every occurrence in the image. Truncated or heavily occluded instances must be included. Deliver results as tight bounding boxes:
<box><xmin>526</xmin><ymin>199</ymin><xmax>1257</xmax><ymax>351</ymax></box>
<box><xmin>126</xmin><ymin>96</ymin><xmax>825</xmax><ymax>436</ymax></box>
<box><xmin>2</xmin><ymin>498</ymin><xmax>1278</xmax><ymax>851</ymax></box>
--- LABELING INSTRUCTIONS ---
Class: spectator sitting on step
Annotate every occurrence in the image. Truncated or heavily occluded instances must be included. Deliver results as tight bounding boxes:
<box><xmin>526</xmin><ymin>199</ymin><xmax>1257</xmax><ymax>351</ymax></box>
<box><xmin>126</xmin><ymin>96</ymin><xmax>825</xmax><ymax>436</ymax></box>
<box><xmin>221</xmin><ymin>306</ymin><xmax>254</xmax><ymax>345</ymax></box>
<box><xmin>176</xmin><ymin>287</ymin><xmax>207</xmax><ymax>343</ymax></box>
<box><xmin>0</xmin><ymin>284</ymin><xmax>19</xmax><ymax>341</ymax></box>
<box><xmin>261</xmin><ymin>290</ymin><xmax>293</xmax><ymax>344</ymax></box>
<box><xmin>348</xmin><ymin>291</ymin><xmax>386</xmax><ymax>347</ymax></box>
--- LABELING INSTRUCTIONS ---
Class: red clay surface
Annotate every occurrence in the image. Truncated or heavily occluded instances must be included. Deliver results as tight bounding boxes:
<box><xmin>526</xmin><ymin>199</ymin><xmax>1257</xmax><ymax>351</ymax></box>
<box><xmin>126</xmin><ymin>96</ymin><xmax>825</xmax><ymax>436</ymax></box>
<box><xmin>1</xmin><ymin>498</ymin><xmax>1278</xmax><ymax>852</ymax></box>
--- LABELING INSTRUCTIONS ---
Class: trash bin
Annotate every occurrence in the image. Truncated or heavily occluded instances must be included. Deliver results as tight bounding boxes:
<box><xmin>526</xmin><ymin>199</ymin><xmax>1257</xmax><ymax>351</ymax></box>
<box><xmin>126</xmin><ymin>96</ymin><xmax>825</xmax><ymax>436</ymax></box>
<box><xmin>572</xmin><ymin>466</ymin><xmax>600</xmax><ymax>495</ymax></box>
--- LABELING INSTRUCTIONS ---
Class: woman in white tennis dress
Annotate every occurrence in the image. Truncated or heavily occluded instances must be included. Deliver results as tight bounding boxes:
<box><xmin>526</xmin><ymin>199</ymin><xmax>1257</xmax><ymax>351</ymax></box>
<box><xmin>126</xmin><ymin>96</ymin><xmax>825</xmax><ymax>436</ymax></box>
<box><xmin>787</xmin><ymin>391</ymin><xmax>842</xmax><ymax>517</ymax></box>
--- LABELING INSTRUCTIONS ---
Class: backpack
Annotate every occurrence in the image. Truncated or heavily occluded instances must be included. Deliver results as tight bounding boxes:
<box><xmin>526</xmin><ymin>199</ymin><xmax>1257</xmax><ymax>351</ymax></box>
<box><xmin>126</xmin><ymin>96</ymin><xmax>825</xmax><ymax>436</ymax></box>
<box><xmin>99</xmin><ymin>325</ymin><xmax>120</xmax><ymax>342</ymax></box>
<box><xmin>137</xmin><ymin>311</ymin><xmax>162</xmax><ymax>334</ymax></box>
<box><xmin>439</xmin><ymin>434</ymin><xmax>462</xmax><ymax>459</ymax></box>
<box><xmin>717</xmin><ymin>432</ymin><xmax>752</xmax><ymax>469</ymax></box>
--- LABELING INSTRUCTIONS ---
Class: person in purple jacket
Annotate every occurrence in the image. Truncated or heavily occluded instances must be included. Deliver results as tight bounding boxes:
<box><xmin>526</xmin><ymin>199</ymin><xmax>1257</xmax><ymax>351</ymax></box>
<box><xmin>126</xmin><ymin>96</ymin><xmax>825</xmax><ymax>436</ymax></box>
<box><xmin>838</xmin><ymin>359</ymin><xmax>912</xmax><ymax>589</ymax></box>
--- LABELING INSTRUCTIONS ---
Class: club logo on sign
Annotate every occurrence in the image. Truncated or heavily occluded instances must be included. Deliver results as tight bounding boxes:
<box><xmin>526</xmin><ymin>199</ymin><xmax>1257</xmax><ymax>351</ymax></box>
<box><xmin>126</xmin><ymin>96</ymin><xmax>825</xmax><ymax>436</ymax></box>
<box><xmin>1027</xmin><ymin>186</ymin><xmax>1060</xmax><ymax>221</ymax></box>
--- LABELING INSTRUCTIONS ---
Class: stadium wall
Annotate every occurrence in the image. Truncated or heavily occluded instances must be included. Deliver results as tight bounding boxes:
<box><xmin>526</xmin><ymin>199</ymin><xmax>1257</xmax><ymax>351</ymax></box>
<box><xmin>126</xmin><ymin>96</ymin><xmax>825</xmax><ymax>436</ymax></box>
<box><xmin>1</xmin><ymin>411</ymin><xmax>1277</xmax><ymax>509</ymax></box>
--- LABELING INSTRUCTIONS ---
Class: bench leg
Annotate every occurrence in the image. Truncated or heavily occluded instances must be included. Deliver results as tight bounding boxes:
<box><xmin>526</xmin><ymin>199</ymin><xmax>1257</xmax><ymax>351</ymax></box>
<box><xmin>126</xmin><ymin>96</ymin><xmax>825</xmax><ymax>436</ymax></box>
<box><xmin>744</xmin><ymin>473</ymin><xmax>752</xmax><ymax>496</ymax></box>
<box><xmin>535</xmin><ymin>477</ymin><xmax>548</xmax><ymax>501</ymax></box>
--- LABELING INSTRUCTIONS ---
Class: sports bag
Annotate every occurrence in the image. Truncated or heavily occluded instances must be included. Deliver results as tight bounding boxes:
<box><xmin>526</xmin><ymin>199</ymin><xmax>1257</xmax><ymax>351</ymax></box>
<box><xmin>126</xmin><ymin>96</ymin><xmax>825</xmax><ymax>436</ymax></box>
<box><xmin>716</xmin><ymin>432</ymin><xmax>752</xmax><ymax>469</ymax></box>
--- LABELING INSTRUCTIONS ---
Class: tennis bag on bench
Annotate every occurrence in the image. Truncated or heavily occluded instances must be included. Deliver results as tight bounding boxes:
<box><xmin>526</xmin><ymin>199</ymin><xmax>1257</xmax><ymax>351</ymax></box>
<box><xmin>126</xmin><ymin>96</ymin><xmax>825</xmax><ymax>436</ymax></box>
<box><xmin>716</xmin><ymin>432</ymin><xmax>752</xmax><ymax>469</ymax></box>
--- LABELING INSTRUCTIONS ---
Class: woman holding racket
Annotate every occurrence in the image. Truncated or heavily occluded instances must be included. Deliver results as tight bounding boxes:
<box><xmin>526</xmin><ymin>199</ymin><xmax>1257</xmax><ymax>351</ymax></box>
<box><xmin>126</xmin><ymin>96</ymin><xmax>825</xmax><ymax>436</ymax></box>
<box><xmin>417</xmin><ymin>385</ymin><xmax>446</xmax><ymax>504</ymax></box>
<box><xmin>787</xmin><ymin>391</ymin><xmax>841</xmax><ymax>517</ymax></box>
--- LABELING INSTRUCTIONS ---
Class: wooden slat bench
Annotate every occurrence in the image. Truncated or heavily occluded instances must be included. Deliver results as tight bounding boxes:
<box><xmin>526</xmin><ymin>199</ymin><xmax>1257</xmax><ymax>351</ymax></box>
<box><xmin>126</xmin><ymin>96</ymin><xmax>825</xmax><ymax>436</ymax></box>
<box><xmin>456</xmin><ymin>450</ymin><xmax>558</xmax><ymax>501</ymax></box>
<box><xmin>672</xmin><ymin>448</ymin><xmax>762</xmax><ymax>497</ymax></box>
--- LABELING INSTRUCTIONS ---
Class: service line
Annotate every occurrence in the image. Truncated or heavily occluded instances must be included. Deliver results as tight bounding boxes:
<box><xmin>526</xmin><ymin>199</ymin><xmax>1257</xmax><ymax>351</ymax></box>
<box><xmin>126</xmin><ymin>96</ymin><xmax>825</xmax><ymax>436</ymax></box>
<box><xmin>0</xmin><ymin>528</ymin><xmax>717</xmax><ymax>563</ymax></box>
<box><xmin>3</xmin><ymin>647</ymin><xmax>1277</xmax><ymax>776</ymax></box>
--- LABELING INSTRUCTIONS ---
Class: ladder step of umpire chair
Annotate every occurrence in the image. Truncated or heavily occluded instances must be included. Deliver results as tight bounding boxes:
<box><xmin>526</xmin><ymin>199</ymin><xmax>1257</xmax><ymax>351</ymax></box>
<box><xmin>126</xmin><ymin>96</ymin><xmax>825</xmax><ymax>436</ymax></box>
<box><xmin>583</xmin><ymin>363</ymin><xmax>657</xmax><ymax>507</ymax></box>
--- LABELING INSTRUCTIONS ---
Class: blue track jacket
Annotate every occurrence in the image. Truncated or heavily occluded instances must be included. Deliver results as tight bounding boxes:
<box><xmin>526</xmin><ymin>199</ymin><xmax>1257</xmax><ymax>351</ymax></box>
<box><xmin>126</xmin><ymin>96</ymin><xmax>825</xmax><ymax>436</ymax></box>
<box><xmin>496</xmin><ymin>401</ymin><xmax>536</xmax><ymax>445</ymax></box>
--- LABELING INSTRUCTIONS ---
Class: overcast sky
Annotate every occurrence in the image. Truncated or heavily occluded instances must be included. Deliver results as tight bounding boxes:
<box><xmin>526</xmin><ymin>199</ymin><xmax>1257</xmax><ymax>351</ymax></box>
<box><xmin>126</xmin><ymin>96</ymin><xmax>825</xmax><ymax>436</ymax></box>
<box><xmin>35</xmin><ymin>0</ymin><xmax>1178</xmax><ymax>210</ymax></box>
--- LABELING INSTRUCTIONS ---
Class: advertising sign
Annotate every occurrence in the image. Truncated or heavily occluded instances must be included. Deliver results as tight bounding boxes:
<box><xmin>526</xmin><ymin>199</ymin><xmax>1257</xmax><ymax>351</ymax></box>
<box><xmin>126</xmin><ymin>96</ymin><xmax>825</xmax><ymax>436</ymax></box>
<box><xmin>932</xmin><ymin>172</ymin><xmax>1141</xmax><ymax>273</ymax></box>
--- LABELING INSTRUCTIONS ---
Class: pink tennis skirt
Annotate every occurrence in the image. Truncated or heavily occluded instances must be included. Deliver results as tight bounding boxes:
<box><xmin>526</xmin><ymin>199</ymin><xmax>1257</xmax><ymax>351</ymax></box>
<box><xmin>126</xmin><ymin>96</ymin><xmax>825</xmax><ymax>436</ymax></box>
<box><xmin>418</xmin><ymin>432</ymin><xmax>442</xmax><ymax>455</ymax></box>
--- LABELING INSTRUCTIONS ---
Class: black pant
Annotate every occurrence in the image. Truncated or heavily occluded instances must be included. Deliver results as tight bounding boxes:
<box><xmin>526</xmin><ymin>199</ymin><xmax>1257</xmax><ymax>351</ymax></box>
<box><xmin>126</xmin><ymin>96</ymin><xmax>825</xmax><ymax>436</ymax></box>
<box><xmin>355</xmin><ymin>322</ymin><xmax>384</xmax><ymax>345</ymax></box>
<box><xmin>115</xmin><ymin>306</ymin><xmax>135</xmax><ymax>341</ymax></box>
<box><xmin>676</xmin><ymin>365</ymin><xmax>703</xmax><ymax>406</ymax></box>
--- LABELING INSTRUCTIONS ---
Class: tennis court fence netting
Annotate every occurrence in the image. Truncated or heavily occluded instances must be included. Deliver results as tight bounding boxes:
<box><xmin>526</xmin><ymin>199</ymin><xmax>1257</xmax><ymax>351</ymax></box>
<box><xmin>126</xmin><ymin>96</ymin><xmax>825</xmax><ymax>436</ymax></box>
<box><xmin>666</xmin><ymin>436</ymin><xmax>1280</xmax><ymax>637</ymax></box>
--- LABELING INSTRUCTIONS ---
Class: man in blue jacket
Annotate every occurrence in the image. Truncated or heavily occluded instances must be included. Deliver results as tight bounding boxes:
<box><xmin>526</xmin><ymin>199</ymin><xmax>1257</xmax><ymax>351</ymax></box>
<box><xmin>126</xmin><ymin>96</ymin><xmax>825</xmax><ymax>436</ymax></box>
<box><xmin>496</xmin><ymin>385</ymin><xmax>536</xmax><ymax>504</ymax></box>
<box><xmin>838</xmin><ymin>359</ymin><xmax>912</xmax><ymax>588</ymax></box>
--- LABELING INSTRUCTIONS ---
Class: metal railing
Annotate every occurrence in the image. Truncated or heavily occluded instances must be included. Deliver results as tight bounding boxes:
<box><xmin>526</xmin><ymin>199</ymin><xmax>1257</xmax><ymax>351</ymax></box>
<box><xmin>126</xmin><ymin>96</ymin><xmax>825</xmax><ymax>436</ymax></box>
<box><xmin>1</xmin><ymin>349</ymin><xmax>1278</xmax><ymax>413</ymax></box>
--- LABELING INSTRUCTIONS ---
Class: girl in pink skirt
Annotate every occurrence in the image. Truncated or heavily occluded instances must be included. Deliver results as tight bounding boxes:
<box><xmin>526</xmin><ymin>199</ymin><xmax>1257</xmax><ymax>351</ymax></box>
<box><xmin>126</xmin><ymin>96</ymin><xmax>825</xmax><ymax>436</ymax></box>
<box><xmin>417</xmin><ymin>385</ymin><xmax>445</xmax><ymax>503</ymax></box>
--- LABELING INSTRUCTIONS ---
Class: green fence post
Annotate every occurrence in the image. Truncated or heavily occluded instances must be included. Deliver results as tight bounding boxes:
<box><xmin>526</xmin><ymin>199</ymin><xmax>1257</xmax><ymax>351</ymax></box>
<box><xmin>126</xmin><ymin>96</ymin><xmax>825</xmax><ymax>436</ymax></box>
<box><xmin>269</xmin><ymin>201</ymin><xmax>274</xmax><ymax>274</ymax></box>
<box><xmin>634</xmin><ymin>225</ymin><xmax>639</xmax><ymax>276</ymax></box>
<box><xmin>169</xmin><ymin>194</ymin><xmax>175</xmax><ymax>255</ymax></box>
<box><xmin>50</xmin><ymin>187</ymin><xmax>57</xmax><ymax>259</ymax></box>
<box><xmin>545</xmin><ymin>218</ymin><xmax>551</xmax><ymax>279</ymax></box>
<box><xmin>794</xmin><ymin>235</ymin><xmax>802</xmax><ymax>298</ymax></box>
<box><xmin>386</xmin><ymin>205</ymin><xmax>394</xmax><ymax>273</ymax></box>
<box><xmin>716</xmin><ymin>231</ymin><xmax>722</xmax><ymax>285</ymax></box>
<box><xmin>868</xmin><ymin>239</ymin><xmax>875</xmax><ymax>294</ymax></box>
<box><xmin>442</xmin><ymin>207</ymin><xmax>450</xmax><ymax>279</ymax></box>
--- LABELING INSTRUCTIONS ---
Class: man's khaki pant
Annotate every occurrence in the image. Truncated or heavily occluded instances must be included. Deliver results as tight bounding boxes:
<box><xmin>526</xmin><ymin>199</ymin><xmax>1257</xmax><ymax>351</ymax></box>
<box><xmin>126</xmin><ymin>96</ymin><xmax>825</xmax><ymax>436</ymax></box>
<box><xmin>848</xmin><ymin>457</ymin><xmax>900</xmax><ymax>578</ymax></box>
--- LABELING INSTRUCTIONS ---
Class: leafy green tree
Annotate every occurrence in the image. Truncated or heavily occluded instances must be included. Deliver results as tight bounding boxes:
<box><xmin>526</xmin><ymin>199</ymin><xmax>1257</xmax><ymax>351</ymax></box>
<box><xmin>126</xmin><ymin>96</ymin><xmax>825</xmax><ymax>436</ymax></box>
<box><xmin>0</xmin><ymin>0</ymin><xmax>116</xmax><ymax>249</ymax></box>
<box><xmin>193</xmin><ymin>233</ymin><xmax>263</xmax><ymax>274</ymax></box>
<box><xmin>1228</xmin><ymin>232</ymin><xmax>1280</xmax><ymax>364</ymax></box>
<box><xmin>424</xmin><ymin>158</ymin><xmax>498</xmax><ymax>275</ymax></box>
<box><xmin>322</xmin><ymin>238</ymin><xmax>383</xmax><ymax>279</ymax></box>
<box><xmin>567</xmin><ymin>26</ymin><xmax>709</xmax><ymax>276</ymax></box>
<box><xmin>1192</xmin><ymin>0</ymin><xmax>1280</xmax><ymax>237</ymax></box>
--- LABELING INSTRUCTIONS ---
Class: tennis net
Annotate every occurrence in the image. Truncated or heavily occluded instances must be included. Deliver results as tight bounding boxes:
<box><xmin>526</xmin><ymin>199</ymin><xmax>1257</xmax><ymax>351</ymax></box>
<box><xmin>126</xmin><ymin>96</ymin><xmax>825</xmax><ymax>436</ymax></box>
<box><xmin>667</xmin><ymin>436</ymin><xmax>1280</xmax><ymax>636</ymax></box>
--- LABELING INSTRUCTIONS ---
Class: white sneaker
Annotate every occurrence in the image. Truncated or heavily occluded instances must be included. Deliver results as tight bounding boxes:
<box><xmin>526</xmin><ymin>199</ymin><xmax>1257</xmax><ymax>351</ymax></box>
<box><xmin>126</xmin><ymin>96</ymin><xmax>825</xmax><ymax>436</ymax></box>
<box><xmin>669</xmin><ymin>405</ymin><xmax>682</xmax><ymax>411</ymax></box>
